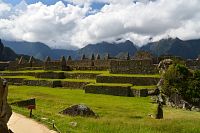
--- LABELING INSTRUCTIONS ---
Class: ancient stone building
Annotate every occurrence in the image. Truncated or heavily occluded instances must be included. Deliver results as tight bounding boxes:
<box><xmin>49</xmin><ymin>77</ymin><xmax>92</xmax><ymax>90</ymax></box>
<box><xmin>44</xmin><ymin>56</ymin><xmax>70</xmax><ymax>71</ymax></box>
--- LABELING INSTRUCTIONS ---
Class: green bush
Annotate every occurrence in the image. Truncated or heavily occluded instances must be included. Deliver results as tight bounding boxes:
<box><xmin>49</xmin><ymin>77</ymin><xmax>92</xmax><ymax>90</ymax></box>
<box><xmin>162</xmin><ymin>64</ymin><xmax>200</xmax><ymax>105</ymax></box>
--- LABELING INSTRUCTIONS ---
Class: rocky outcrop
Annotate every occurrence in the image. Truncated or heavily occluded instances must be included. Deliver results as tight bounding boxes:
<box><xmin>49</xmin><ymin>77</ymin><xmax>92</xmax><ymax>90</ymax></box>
<box><xmin>0</xmin><ymin>78</ymin><xmax>12</xmax><ymax>133</ymax></box>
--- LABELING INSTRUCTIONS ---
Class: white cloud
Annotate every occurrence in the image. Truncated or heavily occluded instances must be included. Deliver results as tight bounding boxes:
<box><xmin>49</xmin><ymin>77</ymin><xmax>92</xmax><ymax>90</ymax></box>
<box><xmin>0</xmin><ymin>1</ymin><xmax>89</xmax><ymax>49</ymax></box>
<box><xmin>0</xmin><ymin>0</ymin><xmax>200</xmax><ymax>49</ymax></box>
<box><xmin>0</xmin><ymin>2</ymin><xmax>12</xmax><ymax>18</ymax></box>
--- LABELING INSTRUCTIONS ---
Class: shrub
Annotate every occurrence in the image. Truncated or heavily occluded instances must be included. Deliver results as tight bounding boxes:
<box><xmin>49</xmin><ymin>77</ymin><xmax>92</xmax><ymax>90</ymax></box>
<box><xmin>162</xmin><ymin>64</ymin><xmax>200</xmax><ymax>105</ymax></box>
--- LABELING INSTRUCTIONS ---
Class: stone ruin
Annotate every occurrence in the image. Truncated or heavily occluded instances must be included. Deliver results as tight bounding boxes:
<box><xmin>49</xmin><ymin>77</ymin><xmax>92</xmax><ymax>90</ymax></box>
<box><xmin>0</xmin><ymin>52</ymin><xmax>199</xmax><ymax>75</ymax></box>
<box><xmin>0</xmin><ymin>78</ymin><xmax>12</xmax><ymax>133</ymax></box>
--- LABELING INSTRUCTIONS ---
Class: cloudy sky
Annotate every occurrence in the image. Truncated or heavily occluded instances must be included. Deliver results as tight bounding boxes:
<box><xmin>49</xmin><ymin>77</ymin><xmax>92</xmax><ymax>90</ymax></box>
<box><xmin>0</xmin><ymin>0</ymin><xmax>200</xmax><ymax>49</ymax></box>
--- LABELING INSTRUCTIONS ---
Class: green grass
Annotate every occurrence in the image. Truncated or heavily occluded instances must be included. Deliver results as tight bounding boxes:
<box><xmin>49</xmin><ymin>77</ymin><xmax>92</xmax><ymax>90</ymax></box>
<box><xmin>0</xmin><ymin>70</ymin><xmax>46</xmax><ymax>73</ymax></box>
<box><xmin>87</xmin><ymin>83</ymin><xmax>133</xmax><ymax>87</ymax></box>
<box><xmin>8</xmin><ymin>85</ymin><xmax>200</xmax><ymax>133</ymax></box>
<box><xmin>100</xmin><ymin>73</ymin><xmax>161</xmax><ymax>78</ymax></box>
<box><xmin>66</xmin><ymin>70</ymin><xmax>109</xmax><ymax>74</ymax></box>
<box><xmin>132</xmin><ymin>86</ymin><xmax>157</xmax><ymax>90</ymax></box>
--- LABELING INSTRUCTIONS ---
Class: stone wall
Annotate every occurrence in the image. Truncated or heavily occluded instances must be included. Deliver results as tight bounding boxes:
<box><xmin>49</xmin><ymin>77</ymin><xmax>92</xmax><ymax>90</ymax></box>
<box><xmin>66</xmin><ymin>60</ymin><xmax>110</xmax><ymax>70</ymax></box>
<box><xmin>67</xmin><ymin>60</ymin><xmax>93</xmax><ymax>68</ymax></box>
<box><xmin>35</xmin><ymin>72</ymin><xmax>65</xmax><ymax>79</ymax></box>
<box><xmin>61</xmin><ymin>81</ymin><xmax>89</xmax><ymax>89</ymax></box>
<box><xmin>6</xmin><ymin>61</ymin><xmax>43</xmax><ymax>71</ymax></box>
<box><xmin>96</xmin><ymin>75</ymin><xmax>160</xmax><ymax>86</ymax></box>
<box><xmin>84</xmin><ymin>84</ymin><xmax>132</xmax><ymax>96</ymax></box>
<box><xmin>44</xmin><ymin>61</ymin><xmax>69</xmax><ymax>71</ymax></box>
<box><xmin>23</xmin><ymin>80</ymin><xmax>54</xmax><ymax>87</ymax></box>
<box><xmin>110</xmin><ymin>59</ymin><xmax>158</xmax><ymax>74</ymax></box>
<box><xmin>22</xmin><ymin>79</ymin><xmax>89</xmax><ymax>89</ymax></box>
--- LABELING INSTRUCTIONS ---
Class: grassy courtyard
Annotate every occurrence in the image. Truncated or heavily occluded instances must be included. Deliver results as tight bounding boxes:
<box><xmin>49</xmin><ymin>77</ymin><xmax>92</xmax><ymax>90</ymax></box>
<box><xmin>8</xmin><ymin>85</ymin><xmax>200</xmax><ymax>133</ymax></box>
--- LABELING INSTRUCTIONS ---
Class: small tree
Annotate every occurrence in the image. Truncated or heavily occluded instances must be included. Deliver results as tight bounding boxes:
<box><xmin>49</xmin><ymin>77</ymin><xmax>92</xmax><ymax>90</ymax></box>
<box><xmin>162</xmin><ymin>64</ymin><xmax>191</xmax><ymax>97</ymax></box>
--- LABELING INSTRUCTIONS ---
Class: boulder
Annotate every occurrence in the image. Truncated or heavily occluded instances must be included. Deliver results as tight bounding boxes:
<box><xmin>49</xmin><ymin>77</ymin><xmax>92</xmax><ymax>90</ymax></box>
<box><xmin>59</xmin><ymin>104</ymin><xmax>96</xmax><ymax>117</ymax></box>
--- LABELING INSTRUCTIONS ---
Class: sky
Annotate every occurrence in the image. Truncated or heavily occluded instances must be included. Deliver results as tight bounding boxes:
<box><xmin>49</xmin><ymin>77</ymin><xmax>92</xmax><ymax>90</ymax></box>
<box><xmin>0</xmin><ymin>0</ymin><xmax>200</xmax><ymax>49</ymax></box>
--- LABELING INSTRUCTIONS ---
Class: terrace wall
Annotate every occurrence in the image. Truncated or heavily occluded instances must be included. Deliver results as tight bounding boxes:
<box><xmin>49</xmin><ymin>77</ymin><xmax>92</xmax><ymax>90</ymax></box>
<box><xmin>110</xmin><ymin>59</ymin><xmax>158</xmax><ymax>74</ymax></box>
<box><xmin>35</xmin><ymin>72</ymin><xmax>65</xmax><ymax>79</ymax></box>
<box><xmin>84</xmin><ymin>84</ymin><xmax>132</xmax><ymax>97</ymax></box>
<box><xmin>96</xmin><ymin>75</ymin><xmax>160</xmax><ymax>86</ymax></box>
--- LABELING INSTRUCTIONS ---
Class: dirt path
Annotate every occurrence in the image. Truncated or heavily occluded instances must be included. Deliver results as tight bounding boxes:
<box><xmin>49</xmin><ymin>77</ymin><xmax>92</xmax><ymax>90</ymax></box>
<box><xmin>8</xmin><ymin>112</ymin><xmax>57</xmax><ymax>133</ymax></box>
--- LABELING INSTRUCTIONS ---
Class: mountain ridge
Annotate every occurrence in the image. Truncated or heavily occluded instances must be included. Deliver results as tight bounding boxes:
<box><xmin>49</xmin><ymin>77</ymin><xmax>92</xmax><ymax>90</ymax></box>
<box><xmin>2</xmin><ymin>38</ymin><xmax>200</xmax><ymax>60</ymax></box>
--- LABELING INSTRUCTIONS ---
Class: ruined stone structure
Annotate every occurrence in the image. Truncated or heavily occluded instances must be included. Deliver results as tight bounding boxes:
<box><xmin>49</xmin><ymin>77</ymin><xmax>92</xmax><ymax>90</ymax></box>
<box><xmin>0</xmin><ymin>53</ymin><xmax>199</xmax><ymax>73</ymax></box>
<box><xmin>44</xmin><ymin>56</ymin><xmax>70</xmax><ymax>71</ymax></box>
<box><xmin>6</xmin><ymin>56</ymin><xmax>43</xmax><ymax>71</ymax></box>
<box><xmin>66</xmin><ymin>54</ymin><xmax>111</xmax><ymax>70</ymax></box>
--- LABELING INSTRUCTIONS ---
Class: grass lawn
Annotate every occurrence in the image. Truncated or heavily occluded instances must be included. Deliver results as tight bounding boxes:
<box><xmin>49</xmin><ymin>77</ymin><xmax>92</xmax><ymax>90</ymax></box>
<box><xmin>132</xmin><ymin>85</ymin><xmax>157</xmax><ymax>90</ymax></box>
<box><xmin>87</xmin><ymin>83</ymin><xmax>133</xmax><ymax>87</ymax></box>
<box><xmin>66</xmin><ymin>70</ymin><xmax>109</xmax><ymax>74</ymax></box>
<box><xmin>100</xmin><ymin>73</ymin><xmax>161</xmax><ymax>78</ymax></box>
<box><xmin>8</xmin><ymin>85</ymin><xmax>200</xmax><ymax>133</ymax></box>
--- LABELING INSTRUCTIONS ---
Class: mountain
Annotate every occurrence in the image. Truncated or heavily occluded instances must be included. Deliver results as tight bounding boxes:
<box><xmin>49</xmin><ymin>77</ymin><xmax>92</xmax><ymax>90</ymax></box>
<box><xmin>140</xmin><ymin>38</ymin><xmax>200</xmax><ymax>59</ymax></box>
<box><xmin>2</xmin><ymin>40</ymin><xmax>76</xmax><ymax>60</ymax></box>
<box><xmin>3</xmin><ymin>38</ymin><xmax>200</xmax><ymax>60</ymax></box>
<box><xmin>0</xmin><ymin>39</ymin><xmax>18</xmax><ymax>61</ymax></box>
<box><xmin>77</xmin><ymin>40</ymin><xmax>138</xmax><ymax>58</ymax></box>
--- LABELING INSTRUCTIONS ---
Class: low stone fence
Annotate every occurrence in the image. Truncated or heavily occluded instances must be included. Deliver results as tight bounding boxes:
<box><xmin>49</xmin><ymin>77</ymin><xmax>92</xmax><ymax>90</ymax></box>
<box><xmin>84</xmin><ymin>84</ymin><xmax>132</xmax><ymax>97</ymax></box>
<box><xmin>96</xmin><ymin>75</ymin><xmax>160</xmax><ymax>86</ymax></box>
